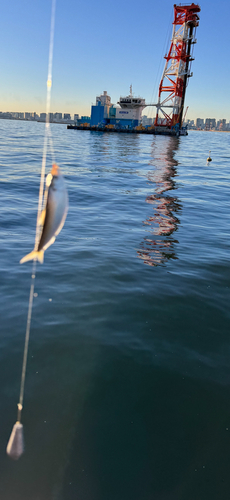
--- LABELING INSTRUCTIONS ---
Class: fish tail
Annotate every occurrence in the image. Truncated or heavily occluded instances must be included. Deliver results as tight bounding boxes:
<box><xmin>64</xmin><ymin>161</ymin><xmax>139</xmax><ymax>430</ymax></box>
<box><xmin>20</xmin><ymin>250</ymin><xmax>44</xmax><ymax>264</ymax></box>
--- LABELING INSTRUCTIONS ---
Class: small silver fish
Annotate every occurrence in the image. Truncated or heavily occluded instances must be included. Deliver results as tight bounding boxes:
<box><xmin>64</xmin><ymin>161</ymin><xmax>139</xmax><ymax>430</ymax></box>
<box><xmin>20</xmin><ymin>163</ymin><xmax>68</xmax><ymax>264</ymax></box>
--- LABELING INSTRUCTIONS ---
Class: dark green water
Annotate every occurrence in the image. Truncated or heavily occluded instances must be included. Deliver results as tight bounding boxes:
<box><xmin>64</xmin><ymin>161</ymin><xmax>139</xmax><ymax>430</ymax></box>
<box><xmin>1</xmin><ymin>120</ymin><xmax>230</xmax><ymax>499</ymax></box>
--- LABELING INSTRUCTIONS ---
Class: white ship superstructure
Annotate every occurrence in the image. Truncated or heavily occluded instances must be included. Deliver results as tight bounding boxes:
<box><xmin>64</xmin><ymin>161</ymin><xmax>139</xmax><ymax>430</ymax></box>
<box><xmin>117</xmin><ymin>85</ymin><xmax>146</xmax><ymax>122</ymax></box>
<box><xmin>90</xmin><ymin>86</ymin><xmax>146</xmax><ymax>128</ymax></box>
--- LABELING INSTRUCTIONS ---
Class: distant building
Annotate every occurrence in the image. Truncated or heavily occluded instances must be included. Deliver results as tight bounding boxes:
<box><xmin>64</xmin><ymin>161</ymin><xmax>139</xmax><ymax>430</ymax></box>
<box><xmin>74</xmin><ymin>114</ymin><xmax>79</xmax><ymax>122</ymax></box>
<box><xmin>0</xmin><ymin>112</ymin><xmax>13</xmax><ymax>119</ymax></box>
<box><xmin>218</xmin><ymin>119</ymin><xmax>226</xmax><ymax>131</ymax></box>
<box><xmin>185</xmin><ymin>119</ymin><xmax>195</xmax><ymax>129</ymax></box>
<box><xmin>142</xmin><ymin>115</ymin><xmax>153</xmax><ymax>126</ymax></box>
<box><xmin>40</xmin><ymin>113</ymin><xmax>46</xmax><ymax>121</ymax></box>
<box><xmin>196</xmin><ymin>118</ymin><xmax>204</xmax><ymax>129</ymax></box>
<box><xmin>25</xmin><ymin>112</ymin><xmax>31</xmax><ymax>120</ymax></box>
<box><xmin>64</xmin><ymin>113</ymin><xmax>71</xmax><ymax>120</ymax></box>
<box><xmin>53</xmin><ymin>112</ymin><xmax>62</xmax><ymax>120</ymax></box>
<box><xmin>205</xmin><ymin>118</ymin><xmax>216</xmax><ymax>130</ymax></box>
<box><xmin>18</xmin><ymin>112</ymin><xmax>24</xmax><ymax>119</ymax></box>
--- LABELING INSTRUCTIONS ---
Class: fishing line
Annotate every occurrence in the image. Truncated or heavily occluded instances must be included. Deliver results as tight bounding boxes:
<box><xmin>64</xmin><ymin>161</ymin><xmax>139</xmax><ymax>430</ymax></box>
<box><xmin>7</xmin><ymin>0</ymin><xmax>57</xmax><ymax>460</ymax></box>
<box><xmin>36</xmin><ymin>0</ymin><xmax>56</xmax><ymax>240</ymax></box>
<box><xmin>17</xmin><ymin>261</ymin><xmax>37</xmax><ymax>423</ymax></box>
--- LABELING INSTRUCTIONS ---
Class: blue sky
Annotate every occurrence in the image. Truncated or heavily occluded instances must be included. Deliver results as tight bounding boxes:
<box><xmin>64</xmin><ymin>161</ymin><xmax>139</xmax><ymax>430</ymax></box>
<box><xmin>0</xmin><ymin>0</ymin><xmax>229</xmax><ymax>121</ymax></box>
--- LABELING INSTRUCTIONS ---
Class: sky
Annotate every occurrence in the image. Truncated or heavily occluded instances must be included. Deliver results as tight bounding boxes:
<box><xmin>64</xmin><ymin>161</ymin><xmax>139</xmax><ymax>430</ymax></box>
<box><xmin>0</xmin><ymin>0</ymin><xmax>229</xmax><ymax>121</ymax></box>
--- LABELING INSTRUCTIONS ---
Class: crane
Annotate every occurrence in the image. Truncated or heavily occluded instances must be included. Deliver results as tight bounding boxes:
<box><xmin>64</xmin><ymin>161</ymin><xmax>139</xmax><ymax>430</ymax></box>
<box><xmin>154</xmin><ymin>4</ymin><xmax>201</xmax><ymax>132</ymax></box>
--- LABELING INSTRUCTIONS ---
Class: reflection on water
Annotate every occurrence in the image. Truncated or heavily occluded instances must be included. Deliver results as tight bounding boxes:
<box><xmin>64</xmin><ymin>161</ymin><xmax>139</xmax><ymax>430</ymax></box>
<box><xmin>138</xmin><ymin>136</ymin><xmax>182</xmax><ymax>266</ymax></box>
<box><xmin>90</xmin><ymin>131</ymin><xmax>111</xmax><ymax>157</ymax></box>
<box><xmin>89</xmin><ymin>131</ymin><xmax>141</xmax><ymax>163</ymax></box>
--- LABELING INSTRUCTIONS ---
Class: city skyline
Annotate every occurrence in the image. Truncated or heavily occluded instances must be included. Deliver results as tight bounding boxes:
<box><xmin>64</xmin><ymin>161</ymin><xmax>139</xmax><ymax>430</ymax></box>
<box><xmin>0</xmin><ymin>0</ymin><xmax>229</xmax><ymax>122</ymax></box>
<box><xmin>1</xmin><ymin>108</ymin><xmax>230</xmax><ymax>124</ymax></box>
<box><xmin>1</xmin><ymin>111</ymin><xmax>229</xmax><ymax>131</ymax></box>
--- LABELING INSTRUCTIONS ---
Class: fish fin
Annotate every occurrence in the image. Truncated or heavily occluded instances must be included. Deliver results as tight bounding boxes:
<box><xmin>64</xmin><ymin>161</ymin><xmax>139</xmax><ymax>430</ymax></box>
<box><xmin>20</xmin><ymin>250</ymin><xmax>44</xmax><ymax>264</ymax></box>
<box><xmin>43</xmin><ymin>236</ymin><xmax>56</xmax><ymax>251</ymax></box>
<box><xmin>39</xmin><ymin>209</ymin><xmax>46</xmax><ymax>226</ymax></box>
<box><xmin>37</xmin><ymin>250</ymin><xmax>44</xmax><ymax>264</ymax></box>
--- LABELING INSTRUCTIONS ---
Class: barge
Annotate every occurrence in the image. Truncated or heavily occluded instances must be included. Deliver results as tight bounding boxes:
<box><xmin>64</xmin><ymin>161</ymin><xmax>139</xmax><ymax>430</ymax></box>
<box><xmin>67</xmin><ymin>123</ymin><xmax>187</xmax><ymax>136</ymax></box>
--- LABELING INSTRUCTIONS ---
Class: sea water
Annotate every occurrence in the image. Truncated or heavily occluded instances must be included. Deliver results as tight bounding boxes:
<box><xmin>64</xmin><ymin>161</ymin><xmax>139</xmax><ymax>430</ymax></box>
<box><xmin>1</xmin><ymin>119</ymin><xmax>230</xmax><ymax>500</ymax></box>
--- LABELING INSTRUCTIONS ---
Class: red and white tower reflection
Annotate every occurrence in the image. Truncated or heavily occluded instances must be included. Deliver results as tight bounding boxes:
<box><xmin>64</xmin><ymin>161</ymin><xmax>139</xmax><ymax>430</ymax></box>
<box><xmin>137</xmin><ymin>137</ymin><xmax>181</xmax><ymax>266</ymax></box>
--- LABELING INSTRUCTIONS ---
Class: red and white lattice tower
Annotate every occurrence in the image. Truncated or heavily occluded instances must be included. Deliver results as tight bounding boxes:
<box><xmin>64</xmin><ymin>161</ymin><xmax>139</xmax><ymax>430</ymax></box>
<box><xmin>154</xmin><ymin>3</ymin><xmax>200</xmax><ymax>130</ymax></box>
